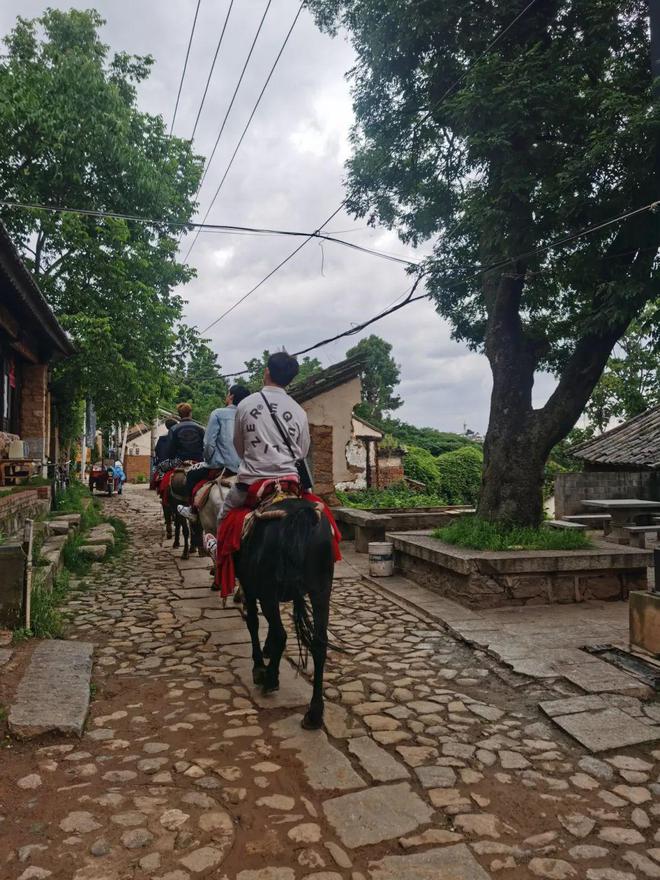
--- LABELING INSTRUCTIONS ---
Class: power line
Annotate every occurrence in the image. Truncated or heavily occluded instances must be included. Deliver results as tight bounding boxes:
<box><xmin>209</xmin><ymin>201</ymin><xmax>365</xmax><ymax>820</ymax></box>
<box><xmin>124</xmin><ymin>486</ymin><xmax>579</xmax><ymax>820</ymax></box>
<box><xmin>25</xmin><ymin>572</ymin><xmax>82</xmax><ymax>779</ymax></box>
<box><xmin>190</xmin><ymin>0</ymin><xmax>236</xmax><ymax>142</ymax></box>
<box><xmin>0</xmin><ymin>200</ymin><xmax>416</xmax><ymax>266</ymax></box>
<box><xmin>170</xmin><ymin>0</ymin><xmax>203</xmax><ymax>136</ymax></box>
<box><xmin>217</xmin><ymin>200</ymin><xmax>660</xmax><ymax>374</ymax></box>
<box><xmin>200</xmin><ymin>0</ymin><xmax>543</xmax><ymax>331</ymax></box>
<box><xmin>184</xmin><ymin>1</ymin><xmax>306</xmax><ymax>262</ymax></box>
<box><xmin>194</xmin><ymin>0</ymin><xmax>273</xmax><ymax>201</ymax></box>
<box><xmin>201</xmin><ymin>203</ymin><xmax>346</xmax><ymax>333</ymax></box>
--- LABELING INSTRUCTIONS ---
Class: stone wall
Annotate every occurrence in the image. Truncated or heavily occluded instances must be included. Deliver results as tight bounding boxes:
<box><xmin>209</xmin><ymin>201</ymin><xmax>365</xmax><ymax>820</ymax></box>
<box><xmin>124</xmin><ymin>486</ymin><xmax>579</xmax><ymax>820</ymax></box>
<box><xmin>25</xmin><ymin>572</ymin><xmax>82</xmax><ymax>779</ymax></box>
<box><xmin>390</xmin><ymin>532</ymin><xmax>651</xmax><ymax>609</ymax></box>
<box><xmin>19</xmin><ymin>363</ymin><xmax>48</xmax><ymax>461</ymax></box>
<box><xmin>125</xmin><ymin>454</ymin><xmax>151</xmax><ymax>482</ymax></box>
<box><xmin>0</xmin><ymin>489</ymin><xmax>51</xmax><ymax>541</ymax></box>
<box><xmin>395</xmin><ymin>551</ymin><xmax>648</xmax><ymax>608</ymax></box>
<box><xmin>555</xmin><ymin>470</ymin><xmax>660</xmax><ymax>518</ymax></box>
<box><xmin>309</xmin><ymin>424</ymin><xmax>338</xmax><ymax>505</ymax></box>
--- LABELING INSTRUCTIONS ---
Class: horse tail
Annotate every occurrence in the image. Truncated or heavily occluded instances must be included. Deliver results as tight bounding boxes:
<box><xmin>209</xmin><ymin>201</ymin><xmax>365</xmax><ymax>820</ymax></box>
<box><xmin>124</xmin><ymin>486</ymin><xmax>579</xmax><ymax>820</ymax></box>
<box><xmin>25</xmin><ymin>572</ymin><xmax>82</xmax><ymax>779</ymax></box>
<box><xmin>276</xmin><ymin>505</ymin><xmax>318</xmax><ymax>598</ymax></box>
<box><xmin>276</xmin><ymin>505</ymin><xmax>320</xmax><ymax>658</ymax></box>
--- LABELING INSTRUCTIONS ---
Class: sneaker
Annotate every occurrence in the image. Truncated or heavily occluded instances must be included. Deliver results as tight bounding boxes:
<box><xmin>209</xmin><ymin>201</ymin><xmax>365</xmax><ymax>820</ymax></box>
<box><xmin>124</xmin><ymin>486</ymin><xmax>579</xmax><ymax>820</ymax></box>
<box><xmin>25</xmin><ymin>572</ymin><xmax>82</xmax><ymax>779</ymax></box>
<box><xmin>177</xmin><ymin>504</ymin><xmax>197</xmax><ymax>522</ymax></box>
<box><xmin>203</xmin><ymin>533</ymin><xmax>218</xmax><ymax>560</ymax></box>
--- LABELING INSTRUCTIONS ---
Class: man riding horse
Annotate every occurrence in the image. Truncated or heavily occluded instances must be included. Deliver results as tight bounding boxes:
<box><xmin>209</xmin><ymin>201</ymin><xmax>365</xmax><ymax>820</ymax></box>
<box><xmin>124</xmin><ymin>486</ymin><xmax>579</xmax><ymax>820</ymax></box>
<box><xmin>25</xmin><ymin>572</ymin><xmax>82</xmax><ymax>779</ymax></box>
<box><xmin>211</xmin><ymin>351</ymin><xmax>341</xmax><ymax>730</ymax></box>
<box><xmin>178</xmin><ymin>384</ymin><xmax>251</xmax><ymax>523</ymax></box>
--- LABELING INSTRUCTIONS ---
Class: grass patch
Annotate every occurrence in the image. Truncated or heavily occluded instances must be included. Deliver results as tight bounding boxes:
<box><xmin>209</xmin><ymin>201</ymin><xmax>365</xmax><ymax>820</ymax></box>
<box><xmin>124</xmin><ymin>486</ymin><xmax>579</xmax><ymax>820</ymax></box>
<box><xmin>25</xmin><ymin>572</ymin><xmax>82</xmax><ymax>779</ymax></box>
<box><xmin>105</xmin><ymin>516</ymin><xmax>129</xmax><ymax>557</ymax></box>
<box><xmin>337</xmin><ymin>484</ymin><xmax>449</xmax><ymax>509</ymax></box>
<box><xmin>13</xmin><ymin>570</ymin><xmax>72</xmax><ymax>642</ymax></box>
<box><xmin>433</xmin><ymin>516</ymin><xmax>592</xmax><ymax>551</ymax></box>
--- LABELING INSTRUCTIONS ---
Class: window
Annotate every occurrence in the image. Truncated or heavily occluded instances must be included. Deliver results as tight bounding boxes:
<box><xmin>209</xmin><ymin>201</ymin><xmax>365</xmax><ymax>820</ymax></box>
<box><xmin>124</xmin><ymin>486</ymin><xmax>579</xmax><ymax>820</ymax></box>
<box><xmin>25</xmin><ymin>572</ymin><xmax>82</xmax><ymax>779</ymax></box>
<box><xmin>0</xmin><ymin>343</ymin><xmax>21</xmax><ymax>435</ymax></box>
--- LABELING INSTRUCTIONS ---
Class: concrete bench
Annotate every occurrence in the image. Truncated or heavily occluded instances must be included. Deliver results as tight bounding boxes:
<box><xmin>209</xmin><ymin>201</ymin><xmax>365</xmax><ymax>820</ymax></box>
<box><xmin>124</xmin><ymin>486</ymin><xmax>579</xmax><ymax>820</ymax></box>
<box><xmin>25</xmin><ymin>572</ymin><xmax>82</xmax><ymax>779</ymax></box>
<box><xmin>562</xmin><ymin>514</ymin><xmax>612</xmax><ymax>528</ymax></box>
<box><xmin>546</xmin><ymin>520</ymin><xmax>588</xmax><ymax>530</ymax></box>
<box><xmin>623</xmin><ymin>525</ymin><xmax>660</xmax><ymax>549</ymax></box>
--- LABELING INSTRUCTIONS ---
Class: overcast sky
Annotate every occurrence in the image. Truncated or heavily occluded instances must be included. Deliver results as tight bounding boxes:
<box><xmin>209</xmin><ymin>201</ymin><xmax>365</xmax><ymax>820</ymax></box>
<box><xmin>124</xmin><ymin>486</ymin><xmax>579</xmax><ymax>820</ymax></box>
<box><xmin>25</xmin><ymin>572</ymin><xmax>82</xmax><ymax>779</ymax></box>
<box><xmin>1</xmin><ymin>0</ymin><xmax>558</xmax><ymax>433</ymax></box>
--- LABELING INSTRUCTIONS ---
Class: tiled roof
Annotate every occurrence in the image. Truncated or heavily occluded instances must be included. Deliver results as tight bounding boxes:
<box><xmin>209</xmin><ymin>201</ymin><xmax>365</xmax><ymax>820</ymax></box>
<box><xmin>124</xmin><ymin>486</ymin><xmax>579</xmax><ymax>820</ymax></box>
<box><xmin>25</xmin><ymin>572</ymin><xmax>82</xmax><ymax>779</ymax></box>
<box><xmin>571</xmin><ymin>406</ymin><xmax>660</xmax><ymax>470</ymax></box>
<box><xmin>289</xmin><ymin>354</ymin><xmax>365</xmax><ymax>404</ymax></box>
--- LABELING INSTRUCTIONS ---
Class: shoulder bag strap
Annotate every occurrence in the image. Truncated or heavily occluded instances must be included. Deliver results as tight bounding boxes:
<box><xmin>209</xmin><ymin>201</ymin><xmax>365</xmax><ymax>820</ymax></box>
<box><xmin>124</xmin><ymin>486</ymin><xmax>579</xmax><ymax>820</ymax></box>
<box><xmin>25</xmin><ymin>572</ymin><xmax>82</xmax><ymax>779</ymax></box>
<box><xmin>260</xmin><ymin>392</ymin><xmax>296</xmax><ymax>456</ymax></box>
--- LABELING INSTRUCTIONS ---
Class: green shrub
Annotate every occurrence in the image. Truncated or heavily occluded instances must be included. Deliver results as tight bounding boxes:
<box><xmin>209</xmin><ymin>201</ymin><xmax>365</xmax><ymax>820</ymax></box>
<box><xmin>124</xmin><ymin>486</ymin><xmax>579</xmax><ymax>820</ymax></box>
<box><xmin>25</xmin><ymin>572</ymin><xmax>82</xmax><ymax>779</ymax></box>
<box><xmin>435</xmin><ymin>445</ymin><xmax>483</xmax><ymax>505</ymax></box>
<box><xmin>15</xmin><ymin>569</ymin><xmax>72</xmax><ymax>641</ymax></box>
<box><xmin>433</xmin><ymin>516</ymin><xmax>592</xmax><ymax>551</ymax></box>
<box><xmin>403</xmin><ymin>445</ymin><xmax>442</xmax><ymax>490</ymax></box>
<box><xmin>337</xmin><ymin>483</ymin><xmax>448</xmax><ymax>509</ymax></box>
<box><xmin>135</xmin><ymin>473</ymin><xmax>147</xmax><ymax>483</ymax></box>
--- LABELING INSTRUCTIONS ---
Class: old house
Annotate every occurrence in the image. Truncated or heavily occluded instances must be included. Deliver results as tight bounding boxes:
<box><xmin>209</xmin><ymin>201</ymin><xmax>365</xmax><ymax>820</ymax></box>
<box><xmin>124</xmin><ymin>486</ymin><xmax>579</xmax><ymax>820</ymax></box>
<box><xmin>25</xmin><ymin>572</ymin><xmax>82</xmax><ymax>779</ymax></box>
<box><xmin>289</xmin><ymin>356</ymin><xmax>406</xmax><ymax>502</ymax></box>
<box><xmin>124</xmin><ymin>409</ymin><xmax>178</xmax><ymax>481</ymax></box>
<box><xmin>555</xmin><ymin>406</ymin><xmax>660</xmax><ymax>517</ymax></box>
<box><xmin>0</xmin><ymin>220</ymin><xmax>74</xmax><ymax>474</ymax></box>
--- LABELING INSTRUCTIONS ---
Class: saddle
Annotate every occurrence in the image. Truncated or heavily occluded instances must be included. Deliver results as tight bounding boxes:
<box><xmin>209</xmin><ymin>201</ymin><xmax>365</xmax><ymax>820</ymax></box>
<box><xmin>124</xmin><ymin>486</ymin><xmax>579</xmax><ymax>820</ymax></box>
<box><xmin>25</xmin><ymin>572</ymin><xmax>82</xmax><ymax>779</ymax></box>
<box><xmin>192</xmin><ymin>471</ymin><xmax>236</xmax><ymax>513</ymax></box>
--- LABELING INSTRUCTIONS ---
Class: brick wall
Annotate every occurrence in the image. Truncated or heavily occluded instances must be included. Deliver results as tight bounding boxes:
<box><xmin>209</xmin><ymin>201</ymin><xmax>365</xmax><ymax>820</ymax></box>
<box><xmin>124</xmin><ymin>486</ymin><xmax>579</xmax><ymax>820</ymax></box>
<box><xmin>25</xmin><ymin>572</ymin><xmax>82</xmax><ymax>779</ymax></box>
<box><xmin>309</xmin><ymin>424</ymin><xmax>338</xmax><ymax>506</ymax></box>
<box><xmin>125</xmin><ymin>454</ymin><xmax>151</xmax><ymax>482</ymax></box>
<box><xmin>19</xmin><ymin>363</ymin><xmax>48</xmax><ymax>460</ymax></box>
<box><xmin>0</xmin><ymin>489</ymin><xmax>51</xmax><ymax>540</ymax></box>
<box><xmin>377</xmin><ymin>451</ymin><xmax>405</xmax><ymax>488</ymax></box>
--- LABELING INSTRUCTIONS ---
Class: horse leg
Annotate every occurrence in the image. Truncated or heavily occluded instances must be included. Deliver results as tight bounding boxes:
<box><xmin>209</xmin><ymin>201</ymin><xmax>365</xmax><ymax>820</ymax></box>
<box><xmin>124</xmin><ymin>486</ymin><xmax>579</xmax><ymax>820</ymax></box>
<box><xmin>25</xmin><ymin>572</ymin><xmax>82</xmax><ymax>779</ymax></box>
<box><xmin>173</xmin><ymin>511</ymin><xmax>181</xmax><ymax>548</ymax></box>
<box><xmin>260</xmin><ymin>600</ymin><xmax>286</xmax><ymax>695</ymax></box>
<box><xmin>164</xmin><ymin>507</ymin><xmax>173</xmax><ymax>540</ymax></box>
<box><xmin>244</xmin><ymin>595</ymin><xmax>266</xmax><ymax>685</ymax></box>
<box><xmin>302</xmin><ymin>583</ymin><xmax>331</xmax><ymax>731</ymax></box>
<box><xmin>180</xmin><ymin>516</ymin><xmax>189</xmax><ymax>560</ymax></box>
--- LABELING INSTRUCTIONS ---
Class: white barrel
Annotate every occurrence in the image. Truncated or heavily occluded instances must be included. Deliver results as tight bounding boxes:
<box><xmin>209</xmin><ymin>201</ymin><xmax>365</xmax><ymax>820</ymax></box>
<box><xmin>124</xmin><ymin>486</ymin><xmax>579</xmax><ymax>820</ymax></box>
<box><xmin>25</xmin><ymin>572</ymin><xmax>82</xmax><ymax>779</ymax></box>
<box><xmin>369</xmin><ymin>541</ymin><xmax>394</xmax><ymax>577</ymax></box>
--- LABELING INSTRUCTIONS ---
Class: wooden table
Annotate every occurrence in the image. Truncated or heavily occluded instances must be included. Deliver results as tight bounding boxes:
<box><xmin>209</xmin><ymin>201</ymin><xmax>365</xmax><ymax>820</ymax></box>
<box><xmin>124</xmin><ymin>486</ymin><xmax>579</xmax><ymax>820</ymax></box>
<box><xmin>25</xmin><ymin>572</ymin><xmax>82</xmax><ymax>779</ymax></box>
<box><xmin>582</xmin><ymin>498</ymin><xmax>660</xmax><ymax>544</ymax></box>
<box><xmin>0</xmin><ymin>459</ymin><xmax>39</xmax><ymax>487</ymax></box>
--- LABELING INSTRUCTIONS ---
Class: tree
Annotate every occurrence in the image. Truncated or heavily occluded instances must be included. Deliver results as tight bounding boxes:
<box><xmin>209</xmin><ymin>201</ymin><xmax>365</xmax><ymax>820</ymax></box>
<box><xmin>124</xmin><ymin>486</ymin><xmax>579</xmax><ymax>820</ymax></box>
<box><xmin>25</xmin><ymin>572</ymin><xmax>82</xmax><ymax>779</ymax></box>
<box><xmin>586</xmin><ymin>304</ymin><xmax>660</xmax><ymax>431</ymax></box>
<box><xmin>0</xmin><ymin>10</ymin><xmax>203</xmax><ymax>428</ymax></box>
<box><xmin>346</xmin><ymin>335</ymin><xmax>402</xmax><ymax>420</ymax></box>
<box><xmin>236</xmin><ymin>351</ymin><xmax>322</xmax><ymax>392</ymax></box>
<box><xmin>309</xmin><ymin>0</ymin><xmax>659</xmax><ymax>526</ymax></box>
<box><xmin>172</xmin><ymin>337</ymin><xmax>228</xmax><ymax>426</ymax></box>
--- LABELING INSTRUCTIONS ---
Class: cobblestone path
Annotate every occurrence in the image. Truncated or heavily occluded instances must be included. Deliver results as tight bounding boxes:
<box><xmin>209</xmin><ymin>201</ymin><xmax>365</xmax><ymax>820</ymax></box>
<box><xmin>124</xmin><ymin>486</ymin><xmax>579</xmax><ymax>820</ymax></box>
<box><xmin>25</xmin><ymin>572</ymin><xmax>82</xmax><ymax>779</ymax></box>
<box><xmin>3</xmin><ymin>485</ymin><xmax>660</xmax><ymax>880</ymax></box>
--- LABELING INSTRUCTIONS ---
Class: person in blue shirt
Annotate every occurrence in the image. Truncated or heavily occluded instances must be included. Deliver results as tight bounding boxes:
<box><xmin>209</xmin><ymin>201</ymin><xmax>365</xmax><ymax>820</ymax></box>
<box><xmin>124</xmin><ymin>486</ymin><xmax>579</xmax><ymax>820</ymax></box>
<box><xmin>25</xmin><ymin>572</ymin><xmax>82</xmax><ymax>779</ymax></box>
<box><xmin>113</xmin><ymin>460</ymin><xmax>127</xmax><ymax>495</ymax></box>
<box><xmin>179</xmin><ymin>384</ymin><xmax>251</xmax><ymax>520</ymax></box>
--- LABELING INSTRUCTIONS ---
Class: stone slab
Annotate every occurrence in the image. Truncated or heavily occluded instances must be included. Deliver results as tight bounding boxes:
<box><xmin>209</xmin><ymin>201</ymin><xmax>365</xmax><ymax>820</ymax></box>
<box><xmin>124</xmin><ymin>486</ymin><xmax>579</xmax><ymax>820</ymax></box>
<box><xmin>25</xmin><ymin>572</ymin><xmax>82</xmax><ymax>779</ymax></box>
<box><xmin>561</xmin><ymin>661</ymin><xmax>651</xmax><ymax>698</ymax></box>
<box><xmin>9</xmin><ymin>640</ymin><xmax>93</xmax><ymax>739</ymax></box>
<box><xmin>323</xmin><ymin>782</ymin><xmax>433</xmax><ymax>849</ymax></box>
<box><xmin>551</xmin><ymin>708</ymin><xmax>660</xmax><ymax>753</ymax></box>
<box><xmin>208</xmin><ymin>628</ymin><xmax>252</xmax><ymax>646</ymax></box>
<box><xmin>235</xmin><ymin>658</ymin><xmax>312</xmax><ymax>709</ymax></box>
<box><xmin>347</xmin><ymin>736</ymin><xmax>410</xmax><ymax>782</ymax></box>
<box><xmin>539</xmin><ymin>695</ymin><xmax>607</xmax><ymax>717</ymax></box>
<box><xmin>0</xmin><ymin>648</ymin><xmax>13</xmax><ymax>666</ymax></box>
<box><xmin>271</xmin><ymin>714</ymin><xmax>366</xmax><ymax>791</ymax></box>
<box><xmin>368</xmin><ymin>844</ymin><xmax>491</xmax><ymax>880</ymax></box>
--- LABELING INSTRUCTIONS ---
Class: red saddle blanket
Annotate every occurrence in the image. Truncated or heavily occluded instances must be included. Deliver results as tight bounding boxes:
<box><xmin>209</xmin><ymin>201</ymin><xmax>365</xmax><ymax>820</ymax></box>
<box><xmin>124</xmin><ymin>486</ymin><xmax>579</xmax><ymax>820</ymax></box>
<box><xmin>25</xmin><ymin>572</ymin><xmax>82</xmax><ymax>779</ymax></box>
<box><xmin>158</xmin><ymin>469</ymin><xmax>175</xmax><ymax>505</ymax></box>
<box><xmin>215</xmin><ymin>479</ymin><xmax>342</xmax><ymax>598</ymax></box>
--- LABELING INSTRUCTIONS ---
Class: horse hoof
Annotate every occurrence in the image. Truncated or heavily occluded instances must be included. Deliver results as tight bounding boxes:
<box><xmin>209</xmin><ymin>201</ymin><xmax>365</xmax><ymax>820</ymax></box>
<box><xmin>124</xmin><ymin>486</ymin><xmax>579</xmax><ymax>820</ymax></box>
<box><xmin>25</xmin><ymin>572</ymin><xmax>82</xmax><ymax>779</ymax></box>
<box><xmin>182</xmin><ymin>552</ymin><xmax>189</xmax><ymax>560</ymax></box>
<box><xmin>301</xmin><ymin>711</ymin><xmax>323</xmax><ymax>730</ymax></box>
<box><xmin>263</xmin><ymin>648</ymin><xmax>271</xmax><ymax>660</ymax></box>
<box><xmin>261</xmin><ymin>683</ymin><xmax>280</xmax><ymax>695</ymax></box>
<box><xmin>253</xmin><ymin>667</ymin><xmax>267</xmax><ymax>685</ymax></box>
<box><xmin>173</xmin><ymin>541</ymin><xmax>180</xmax><ymax>549</ymax></box>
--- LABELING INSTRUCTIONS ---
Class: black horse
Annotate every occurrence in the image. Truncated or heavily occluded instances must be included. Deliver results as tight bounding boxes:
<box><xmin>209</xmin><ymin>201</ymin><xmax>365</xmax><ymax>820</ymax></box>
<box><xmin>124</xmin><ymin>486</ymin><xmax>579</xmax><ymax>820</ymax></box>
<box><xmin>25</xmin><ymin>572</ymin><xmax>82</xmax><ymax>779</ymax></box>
<box><xmin>237</xmin><ymin>496</ymin><xmax>334</xmax><ymax>730</ymax></box>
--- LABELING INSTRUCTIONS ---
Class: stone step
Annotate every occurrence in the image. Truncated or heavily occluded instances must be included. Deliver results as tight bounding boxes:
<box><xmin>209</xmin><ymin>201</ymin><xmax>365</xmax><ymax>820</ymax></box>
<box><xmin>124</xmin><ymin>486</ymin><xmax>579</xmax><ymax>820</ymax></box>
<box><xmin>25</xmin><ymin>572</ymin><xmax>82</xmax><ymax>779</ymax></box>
<box><xmin>8</xmin><ymin>640</ymin><xmax>94</xmax><ymax>739</ymax></box>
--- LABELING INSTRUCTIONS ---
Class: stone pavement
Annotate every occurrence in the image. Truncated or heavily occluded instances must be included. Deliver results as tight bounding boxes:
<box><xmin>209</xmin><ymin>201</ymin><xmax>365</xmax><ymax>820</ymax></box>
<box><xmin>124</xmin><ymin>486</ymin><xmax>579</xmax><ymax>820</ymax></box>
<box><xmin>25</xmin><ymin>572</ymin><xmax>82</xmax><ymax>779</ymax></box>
<box><xmin>2</xmin><ymin>485</ymin><xmax>660</xmax><ymax>880</ymax></box>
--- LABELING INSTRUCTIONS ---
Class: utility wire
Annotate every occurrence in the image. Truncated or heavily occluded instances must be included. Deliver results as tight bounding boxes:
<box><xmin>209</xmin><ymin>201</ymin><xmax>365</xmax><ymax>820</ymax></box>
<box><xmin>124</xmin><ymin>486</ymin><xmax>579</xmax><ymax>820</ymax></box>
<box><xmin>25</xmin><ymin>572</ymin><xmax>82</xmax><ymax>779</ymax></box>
<box><xmin>170</xmin><ymin>0</ymin><xmax>203</xmax><ymax>136</ymax></box>
<box><xmin>184</xmin><ymin>1</ymin><xmax>306</xmax><ymax>262</ymax></box>
<box><xmin>217</xmin><ymin>199</ymin><xmax>660</xmax><ymax>374</ymax></box>
<box><xmin>201</xmin><ymin>203</ymin><xmax>346</xmax><ymax>333</ymax></box>
<box><xmin>0</xmin><ymin>200</ymin><xmax>416</xmax><ymax>266</ymax></box>
<box><xmin>200</xmin><ymin>0</ymin><xmax>543</xmax><ymax>331</ymax></box>
<box><xmin>195</xmin><ymin>0</ymin><xmax>273</xmax><ymax>200</ymax></box>
<box><xmin>190</xmin><ymin>0</ymin><xmax>236</xmax><ymax>142</ymax></box>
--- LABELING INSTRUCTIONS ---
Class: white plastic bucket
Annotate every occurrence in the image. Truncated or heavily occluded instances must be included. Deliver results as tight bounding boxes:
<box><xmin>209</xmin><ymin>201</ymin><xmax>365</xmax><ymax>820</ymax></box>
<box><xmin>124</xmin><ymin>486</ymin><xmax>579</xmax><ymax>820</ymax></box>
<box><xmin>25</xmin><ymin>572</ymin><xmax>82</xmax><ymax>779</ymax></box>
<box><xmin>369</xmin><ymin>541</ymin><xmax>394</xmax><ymax>577</ymax></box>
